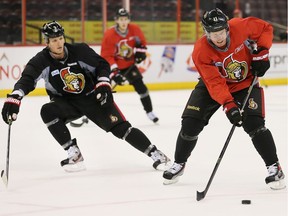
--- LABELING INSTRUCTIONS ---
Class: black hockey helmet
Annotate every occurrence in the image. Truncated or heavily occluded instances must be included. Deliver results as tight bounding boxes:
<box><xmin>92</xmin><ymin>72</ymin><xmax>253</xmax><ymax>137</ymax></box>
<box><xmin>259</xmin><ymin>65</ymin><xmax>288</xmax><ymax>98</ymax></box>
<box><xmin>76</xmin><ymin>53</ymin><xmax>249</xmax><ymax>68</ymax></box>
<box><xmin>115</xmin><ymin>8</ymin><xmax>130</xmax><ymax>19</ymax></box>
<box><xmin>201</xmin><ymin>8</ymin><xmax>229</xmax><ymax>33</ymax></box>
<box><xmin>42</xmin><ymin>21</ymin><xmax>64</xmax><ymax>39</ymax></box>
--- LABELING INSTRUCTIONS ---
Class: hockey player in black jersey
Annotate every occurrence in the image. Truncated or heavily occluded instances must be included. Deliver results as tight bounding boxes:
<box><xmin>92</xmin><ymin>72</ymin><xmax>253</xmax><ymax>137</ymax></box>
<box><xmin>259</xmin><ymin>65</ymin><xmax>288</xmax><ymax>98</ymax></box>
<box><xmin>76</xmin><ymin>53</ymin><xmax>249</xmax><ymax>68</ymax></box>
<box><xmin>1</xmin><ymin>21</ymin><xmax>170</xmax><ymax>172</ymax></box>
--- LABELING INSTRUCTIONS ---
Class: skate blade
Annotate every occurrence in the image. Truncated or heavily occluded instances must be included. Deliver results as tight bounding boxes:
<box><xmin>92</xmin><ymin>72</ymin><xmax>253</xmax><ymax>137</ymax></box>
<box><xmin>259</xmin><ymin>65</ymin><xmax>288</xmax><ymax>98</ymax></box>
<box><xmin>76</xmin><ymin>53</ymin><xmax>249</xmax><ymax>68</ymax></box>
<box><xmin>268</xmin><ymin>179</ymin><xmax>286</xmax><ymax>190</ymax></box>
<box><xmin>163</xmin><ymin>176</ymin><xmax>180</xmax><ymax>185</ymax></box>
<box><xmin>63</xmin><ymin>161</ymin><xmax>86</xmax><ymax>173</ymax></box>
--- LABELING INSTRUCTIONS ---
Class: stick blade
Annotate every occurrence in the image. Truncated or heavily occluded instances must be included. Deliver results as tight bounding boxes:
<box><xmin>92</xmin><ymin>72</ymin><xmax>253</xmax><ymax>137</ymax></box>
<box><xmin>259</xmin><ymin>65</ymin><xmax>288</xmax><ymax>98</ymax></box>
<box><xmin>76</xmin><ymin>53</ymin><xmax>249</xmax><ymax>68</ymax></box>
<box><xmin>1</xmin><ymin>170</ymin><xmax>8</xmax><ymax>187</ymax></box>
<box><xmin>69</xmin><ymin>117</ymin><xmax>88</xmax><ymax>127</ymax></box>
<box><xmin>69</xmin><ymin>122</ymin><xmax>84</xmax><ymax>127</ymax></box>
<box><xmin>196</xmin><ymin>190</ymin><xmax>205</xmax><ymax>201</ymax></box>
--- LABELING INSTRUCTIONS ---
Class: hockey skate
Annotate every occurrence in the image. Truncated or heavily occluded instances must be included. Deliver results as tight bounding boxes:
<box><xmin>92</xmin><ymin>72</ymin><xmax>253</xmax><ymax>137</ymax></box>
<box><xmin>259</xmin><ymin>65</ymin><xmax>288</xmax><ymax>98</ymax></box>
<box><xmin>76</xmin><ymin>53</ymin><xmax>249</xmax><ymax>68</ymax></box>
<box><xmin>147</xmin><ymin>112</ymin><xmax>159</xmax><ymax>123</ymax></box>
<box><xmin>150</xmin><ymin>149</ymin><xmax>171</xmax><ymax>171</ymax></box>
<box><xmin>61</xmin><ymin>145</ymin><xmax>86</xmax><ymax>172</ymax></box>
<box><xmin>163</xmin><ymin>162</ymin><xmax>185</xmax><ymax>185</ymax></box>
<box><xmin>265</xmin><ymin>162</ymin><xmax>286</xmax><ymax>190</ymax></box>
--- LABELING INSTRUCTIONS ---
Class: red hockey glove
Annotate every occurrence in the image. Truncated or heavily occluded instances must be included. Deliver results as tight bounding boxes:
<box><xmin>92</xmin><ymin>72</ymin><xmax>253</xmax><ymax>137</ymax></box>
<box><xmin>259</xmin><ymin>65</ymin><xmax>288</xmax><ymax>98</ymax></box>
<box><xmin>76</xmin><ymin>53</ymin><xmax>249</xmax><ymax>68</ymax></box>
<box><xmin>94</xmin><ymin>82</ymin><xmax>113</xmax><ymax>107</ymax></box>
<box><xmin>134</xmin><ymin>45</ymin><xmax>147</xmax><ymax>64</ymax></box>
<box><xmin>251</xmin><ymin>47</ymin><xmax>270</xmax><ymax>77</ymax></box>
<box><xmin>1</xmin><ymin>94</ymin><xmax>22</xmax><ymax>124</ymax></box>
<box><xmin>110</xmin><ymin>68</ymin><xmax>125</xmax><ymax>85</ymax></box>
<box><xmin>223</xmin><ymin>101</ymin><xmax>242</xmax><ymax>127</ymax></box>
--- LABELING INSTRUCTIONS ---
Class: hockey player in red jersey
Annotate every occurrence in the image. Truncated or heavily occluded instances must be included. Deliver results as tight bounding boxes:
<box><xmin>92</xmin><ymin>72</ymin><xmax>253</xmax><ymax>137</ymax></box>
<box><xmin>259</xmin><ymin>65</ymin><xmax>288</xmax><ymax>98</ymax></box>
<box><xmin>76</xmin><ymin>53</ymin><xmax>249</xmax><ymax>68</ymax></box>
<box><xmin>1</xmin><ymin>21</ymin><xmax>170</xmax><ymax>172</ymax></box>
<box><xmin>163</xmin><ymin>8</ymin><xmax>285</xmax><ymax>190</ymax></box>
<box><xmin>101</xmin><ymin>8</ymin><xmax>159</xmax><ymax>123</ymax></box>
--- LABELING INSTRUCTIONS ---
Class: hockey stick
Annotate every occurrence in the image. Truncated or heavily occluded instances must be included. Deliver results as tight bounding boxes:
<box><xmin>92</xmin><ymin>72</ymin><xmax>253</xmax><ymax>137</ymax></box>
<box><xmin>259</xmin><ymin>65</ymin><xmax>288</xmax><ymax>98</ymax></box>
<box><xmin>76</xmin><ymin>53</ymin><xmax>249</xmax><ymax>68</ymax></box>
<box><xmin>1</xmin><ymin>120</ymin><xmax>12</xmax><ymax>187</ymax></box>
<box><xmin>196</xmin><ymin>75</ymin><xmax>258</xmax><ymax>201</ymax></box>
<box><xmin>69</xmin><ymin>116</ymin><xmax>89</xmax><ymax>127</ymax></box>
<box><xmin>111</xmin><ymin>64</ymin><xmax>135</xmax><ymax>90</ymax></box>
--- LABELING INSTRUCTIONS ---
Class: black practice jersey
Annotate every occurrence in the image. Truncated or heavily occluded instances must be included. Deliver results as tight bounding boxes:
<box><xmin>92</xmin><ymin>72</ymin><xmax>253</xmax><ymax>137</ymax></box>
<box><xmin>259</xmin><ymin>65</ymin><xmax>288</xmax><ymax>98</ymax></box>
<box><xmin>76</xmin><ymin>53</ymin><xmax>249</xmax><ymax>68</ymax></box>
<box><xmin>13</xmin><ymin>43</ymin><xmax>111</xmax><ymax>99</ymax></box>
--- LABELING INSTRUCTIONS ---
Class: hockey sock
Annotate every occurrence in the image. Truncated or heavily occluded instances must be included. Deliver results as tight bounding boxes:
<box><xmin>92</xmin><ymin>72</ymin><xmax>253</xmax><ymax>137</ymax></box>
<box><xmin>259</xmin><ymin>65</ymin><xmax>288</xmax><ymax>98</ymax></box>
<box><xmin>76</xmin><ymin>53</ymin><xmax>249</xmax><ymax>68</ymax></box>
<box><xmin>252</xmin><ymin>128</ymin><xmax>278</xmax><ymax>166</ymax></box>
<box><xmin>124</xmin><ymin>127</ymin><xmax>152</xmax><ymax>153</ymax></box>
<box><xmin>140</xmin><ymin>94</ymin><xmax>153</xmax><ymax>113</ymax></box>
<box><xmin>41</xmin><ymin>102</ymin><xmax>72</xmax><ymax>146</ymax></box>
<box><xmin>62</xmin><ymin>138</ymin><xmax>77</xmax><ymax>150</ymax></box>
<box><xmin>132</xmin><ymin>79</ymin><xmax>152</xmax><ymax>113</ymax></box>
<box><xmin>46</xmin><ymin>118</ymin><xmax>72</xmax><ymax>146</ymax></box>
<box><xmin>174</xmin><ymin>131</ymin><xmax>197</xmax><ymax>163</ymax></box>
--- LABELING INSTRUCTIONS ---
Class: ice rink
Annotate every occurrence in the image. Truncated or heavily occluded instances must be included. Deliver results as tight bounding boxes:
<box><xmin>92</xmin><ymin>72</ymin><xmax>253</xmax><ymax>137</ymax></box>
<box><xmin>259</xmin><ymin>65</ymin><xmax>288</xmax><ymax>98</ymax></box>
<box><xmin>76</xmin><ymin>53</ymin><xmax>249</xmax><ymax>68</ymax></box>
<box><xmin>0</xmin><ymin>85</ymin><xmax>287</xmax><ymax>216</ymax></box>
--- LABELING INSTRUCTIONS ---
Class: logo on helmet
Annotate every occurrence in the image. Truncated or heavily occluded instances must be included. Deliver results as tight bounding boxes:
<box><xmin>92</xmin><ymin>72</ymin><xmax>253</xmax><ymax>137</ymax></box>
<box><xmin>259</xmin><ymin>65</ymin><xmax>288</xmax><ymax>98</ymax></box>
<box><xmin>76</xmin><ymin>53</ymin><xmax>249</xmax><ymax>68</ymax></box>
<box><xmin>201</xmin><ymin>8</ymin><xmax>229</xmax><ymax>33</ymax></box>
<box><xmin>115</xmin><ymin>8</ymin><xmax>130</xmax><ymax>19</ymax></box>
<box><xmin>42</xmin><ymin>21</ymin><xmax>65</xmax><ymax>41</ymax></box>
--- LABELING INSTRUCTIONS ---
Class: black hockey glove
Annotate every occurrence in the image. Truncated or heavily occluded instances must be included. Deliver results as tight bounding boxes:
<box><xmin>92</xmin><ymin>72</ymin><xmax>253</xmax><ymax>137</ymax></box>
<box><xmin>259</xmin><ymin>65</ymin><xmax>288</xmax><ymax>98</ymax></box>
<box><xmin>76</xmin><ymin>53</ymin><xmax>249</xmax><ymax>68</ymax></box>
<box><xmin>94</xmin><ymin>81</ymin><xmax>113</xmax><ymax>107</ymax></box>
<box><xmin>110</xmin><ymin>68</ymin><xmax>125</xmax><ymax>85</ymax></box>
<box><xmin>134</xmin><ymin>45</ymin><xmax>147</xmax><ymax>64</ymax></box>
<box><xmin>223</xmin><ymin>101</ymin><xmax>242</xmax><ymax>127</ymax></box>
<box><xmin>251</xmin><ymin>47</ymin><xmax>270</xmax><ymax>77</ymax></box>
<box><xmin>1</xmin><ymin>94</ymin><xmax>22</xmax><ymax>124</ymax></box>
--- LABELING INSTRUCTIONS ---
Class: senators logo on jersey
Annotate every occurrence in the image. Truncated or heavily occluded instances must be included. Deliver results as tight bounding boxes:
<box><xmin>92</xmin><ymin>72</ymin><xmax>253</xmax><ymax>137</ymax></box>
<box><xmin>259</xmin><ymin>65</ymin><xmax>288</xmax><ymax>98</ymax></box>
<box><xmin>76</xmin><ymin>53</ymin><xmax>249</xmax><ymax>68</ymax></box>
<box><xmin>60</xmin><ymin>67</ymin><xmax>85</xmax><ymax>94</ymax></box>
<box><xmin>248</xmin><ymin>98</ymin><xmax>258</xmax><ymax>110</ymax></box>
<box><xmin>221</xmin><ymin>55</ymin><xmax>248</xmax><ymax>82</ymax></box>
<box><xmin>116</xmin><ymin>39</ymin><xmax>134</xmax><ymax>60</ymax></box>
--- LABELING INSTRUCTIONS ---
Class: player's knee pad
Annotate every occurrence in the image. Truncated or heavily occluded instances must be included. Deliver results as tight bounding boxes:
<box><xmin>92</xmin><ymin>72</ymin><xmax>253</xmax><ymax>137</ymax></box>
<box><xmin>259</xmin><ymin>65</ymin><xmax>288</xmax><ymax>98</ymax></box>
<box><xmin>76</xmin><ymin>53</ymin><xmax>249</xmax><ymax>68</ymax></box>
<box><xmin>180</xmin><ymin>117</ymin><xmax>205</xmax><ymax>141</ymax></box>
<box><xmin>179</xmin><ymin>130</ymin><xmax>198</xmax><ymax>141</ymax></box>
<box><xmin>248</xmin><ymin>125</ymin><xmax>268</xmax><ymax>139</ymax></box>
<box><xmin>110</xmin><ymin>121</ymin><xmax>132</xmax><ymax>139</ymax></box>
<box><xmin>40</xmin><ymin>103</ymin><xmax>59</xmax><ymax>124</ymax></box>
<box><xmin>242</xmin><ymin>115</ymin><xmax>265</xmax><ymax>137</ymax></box>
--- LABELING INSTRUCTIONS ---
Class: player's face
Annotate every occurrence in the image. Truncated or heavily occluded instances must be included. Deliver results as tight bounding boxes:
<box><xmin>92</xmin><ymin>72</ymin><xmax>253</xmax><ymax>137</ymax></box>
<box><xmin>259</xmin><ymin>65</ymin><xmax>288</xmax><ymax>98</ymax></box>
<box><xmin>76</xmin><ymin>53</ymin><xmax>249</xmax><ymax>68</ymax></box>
<box><xmin>208</xmin><ymin>29</ymin><xmax>227</xmax><ymax>48</ymax></box>
<box><xmin>116</xmin><ymin>16</ymin><xmax>130</xmax><ymax>33</ymax></box>
<box><xmin>47</xmin><ymin>35</ymin><xmax>65</xmax><ymax>59</ymax></box>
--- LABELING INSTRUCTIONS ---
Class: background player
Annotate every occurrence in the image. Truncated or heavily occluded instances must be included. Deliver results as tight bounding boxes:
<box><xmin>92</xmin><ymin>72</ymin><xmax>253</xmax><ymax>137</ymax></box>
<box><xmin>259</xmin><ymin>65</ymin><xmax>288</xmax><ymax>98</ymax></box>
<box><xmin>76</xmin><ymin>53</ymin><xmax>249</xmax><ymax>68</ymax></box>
<box><xmin>1</xmin><ymin>21</ymin><xmax>170</xmax><ymax>172</ymax></box>
<box><xmin>101</xmin><ymin>8</ymin><xmax>159</xmax><ymax>123</ymax></box>
<box><xmin>162</xmin><ymin>8</ymin><xmax>285</xmax><ymax>190</ymax></box>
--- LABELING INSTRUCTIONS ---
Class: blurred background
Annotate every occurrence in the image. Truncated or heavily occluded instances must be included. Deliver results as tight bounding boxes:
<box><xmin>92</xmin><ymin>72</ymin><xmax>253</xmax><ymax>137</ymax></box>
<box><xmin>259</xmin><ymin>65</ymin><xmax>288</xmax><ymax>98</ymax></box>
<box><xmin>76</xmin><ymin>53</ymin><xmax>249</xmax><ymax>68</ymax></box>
<box><xmin>0</xmin><ymin>0</ymin><xmax>287</xmax><ymax>45</ymax></box>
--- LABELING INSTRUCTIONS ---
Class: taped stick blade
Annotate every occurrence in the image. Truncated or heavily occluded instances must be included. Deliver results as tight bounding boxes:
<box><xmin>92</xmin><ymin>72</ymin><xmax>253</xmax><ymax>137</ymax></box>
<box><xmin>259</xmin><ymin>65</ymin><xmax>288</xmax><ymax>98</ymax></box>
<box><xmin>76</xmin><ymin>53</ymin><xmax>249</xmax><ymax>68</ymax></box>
<box><xmin>196</xmin><ymin>190</ymin><xmax>205</xmax><ymax>201</ymax></box>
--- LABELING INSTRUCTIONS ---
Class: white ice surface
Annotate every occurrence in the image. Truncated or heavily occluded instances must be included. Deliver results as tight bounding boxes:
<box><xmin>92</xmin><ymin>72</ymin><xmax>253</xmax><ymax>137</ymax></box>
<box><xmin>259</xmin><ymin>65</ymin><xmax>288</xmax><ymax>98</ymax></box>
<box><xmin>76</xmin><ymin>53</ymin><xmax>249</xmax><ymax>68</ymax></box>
<box><xmin>0</xmin><ymin>86</ymin><xmax>287</xmax><ymax>216</ymax></box>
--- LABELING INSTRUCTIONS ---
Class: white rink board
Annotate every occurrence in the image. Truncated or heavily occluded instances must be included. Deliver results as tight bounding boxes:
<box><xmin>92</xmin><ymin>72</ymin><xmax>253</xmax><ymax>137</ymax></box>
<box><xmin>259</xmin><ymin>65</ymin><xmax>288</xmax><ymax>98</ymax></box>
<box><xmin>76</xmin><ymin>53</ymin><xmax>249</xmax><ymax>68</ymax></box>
<box><xmin>0</xmin><ymin>43</ymin><xmax>287</xmax><ymax>90</ymax></box>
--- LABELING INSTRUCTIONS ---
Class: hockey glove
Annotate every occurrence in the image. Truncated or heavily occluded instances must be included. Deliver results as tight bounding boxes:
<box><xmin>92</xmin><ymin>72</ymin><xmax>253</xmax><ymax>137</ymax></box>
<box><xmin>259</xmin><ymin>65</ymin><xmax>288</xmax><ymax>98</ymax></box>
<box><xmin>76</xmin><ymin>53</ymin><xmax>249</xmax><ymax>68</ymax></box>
<box><xmin>1</xmin><ymin>94</ymin><xmax>22</xmax><ymax>124</ymax></box>
<box><xmin>110</xmin><ymin>68</ymin><xmax>125</xmax><ymax>85</ymax></box>
<box><xmin>251</xmin><ymin>47</ymin><xmax>270</xmax><ymax>77</ymax></box>
<box><xmin>134</xmin><ymin>45</ymin><xmax>147</xmax><ymax>64</ymax></box>
<box><xmin>94</xmin><ymin>81</ymin><xmax>113</xmax><ymax>107</ymax></box>
<box><xmin>223</xmin><ymin>101</ymin><xmax>243</xmax><ymax>127</ymax></box>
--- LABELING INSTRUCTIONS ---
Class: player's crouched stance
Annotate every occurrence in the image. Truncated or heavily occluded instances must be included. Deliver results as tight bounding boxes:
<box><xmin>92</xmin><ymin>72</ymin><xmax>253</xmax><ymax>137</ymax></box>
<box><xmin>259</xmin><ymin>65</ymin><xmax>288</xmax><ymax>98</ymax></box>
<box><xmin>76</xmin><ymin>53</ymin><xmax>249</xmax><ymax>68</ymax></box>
<box><xmin>163</xmin><ymin>9</ymin><xmax>285</xmax><ymax>190</ymax></box>
<box><xmin>53</xmin><ymin>87</ymin><xmax>170</xmax><ymax>172</ymax></box>
<box><xmin>1</xmin><ymin>21</ymin><xmax>170</xmax><ymax>173</ymax></box>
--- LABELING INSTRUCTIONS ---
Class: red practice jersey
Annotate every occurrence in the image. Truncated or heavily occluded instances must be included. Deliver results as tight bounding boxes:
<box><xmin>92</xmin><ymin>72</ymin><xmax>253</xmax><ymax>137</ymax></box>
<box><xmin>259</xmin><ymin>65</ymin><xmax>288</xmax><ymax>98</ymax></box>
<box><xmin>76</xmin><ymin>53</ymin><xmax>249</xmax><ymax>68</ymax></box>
<box><xmin>192</xmin><ymin>17</ymin><xmax>273</xmax><ymax>105</ymax></box>
<box><xmin>101</xmin><ymin>23</ymin><xmax>147</xmax><ymax>70</ymax></box>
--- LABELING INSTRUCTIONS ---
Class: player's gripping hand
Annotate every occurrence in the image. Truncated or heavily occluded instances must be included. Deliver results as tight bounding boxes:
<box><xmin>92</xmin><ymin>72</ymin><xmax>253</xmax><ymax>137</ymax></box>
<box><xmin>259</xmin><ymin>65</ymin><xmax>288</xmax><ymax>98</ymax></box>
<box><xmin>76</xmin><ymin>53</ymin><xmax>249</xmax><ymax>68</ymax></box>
<box><xmin>223</xmin><ymin>101</ymin><xmax>242</xmax><ymax>127</ymax></box>
<box><xmin>94</xmin><ymin>81</ymin><xmax>113</xmax><ymax>107</ymax></box>
<box><xmin>110</xmin><ymin>68</ymin><xmax>125</xmax><ymax>85</ymax></box>
<box><xmin>251</xmin><ymin>47</ymin><xmax>270</xmax><ymax>77</ymax></box>
<box><xmin>1</xmin><ymin>94</ymin><xmax>22</xmax><ymax>124</ymax></box>
<box><xmin>134</xmin><ymin>45</ymin><xmax>147</xmax><ymax>64</ymax></box>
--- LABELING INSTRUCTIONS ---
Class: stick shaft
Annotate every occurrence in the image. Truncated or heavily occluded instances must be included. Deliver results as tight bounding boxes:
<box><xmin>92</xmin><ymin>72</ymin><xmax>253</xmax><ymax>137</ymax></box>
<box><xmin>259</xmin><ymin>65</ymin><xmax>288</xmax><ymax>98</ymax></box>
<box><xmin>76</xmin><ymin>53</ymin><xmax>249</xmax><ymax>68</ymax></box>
<box><xmin>196</xmin><ymin>76</ymin><xmax>258</xmax><ymax>201</ymax></box>
<box><xmin>1</xmin><ymin>122</ymin><xmax>11</xmax><ymax>187</ymax></box>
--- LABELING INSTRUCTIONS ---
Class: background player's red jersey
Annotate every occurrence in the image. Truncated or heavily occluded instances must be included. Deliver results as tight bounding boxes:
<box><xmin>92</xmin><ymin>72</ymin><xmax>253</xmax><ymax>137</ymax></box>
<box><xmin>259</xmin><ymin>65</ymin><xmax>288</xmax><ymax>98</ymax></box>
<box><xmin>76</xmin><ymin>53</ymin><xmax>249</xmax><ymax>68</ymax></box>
<box><xmin>101</xmin><ymin>23</ymin><xmax>147</xmax><ymax>70</ymax></box>
<box><xmin>192</xmin><ymin>17</ymin><xmax>273</xmax><ymax>105</ymax></box>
